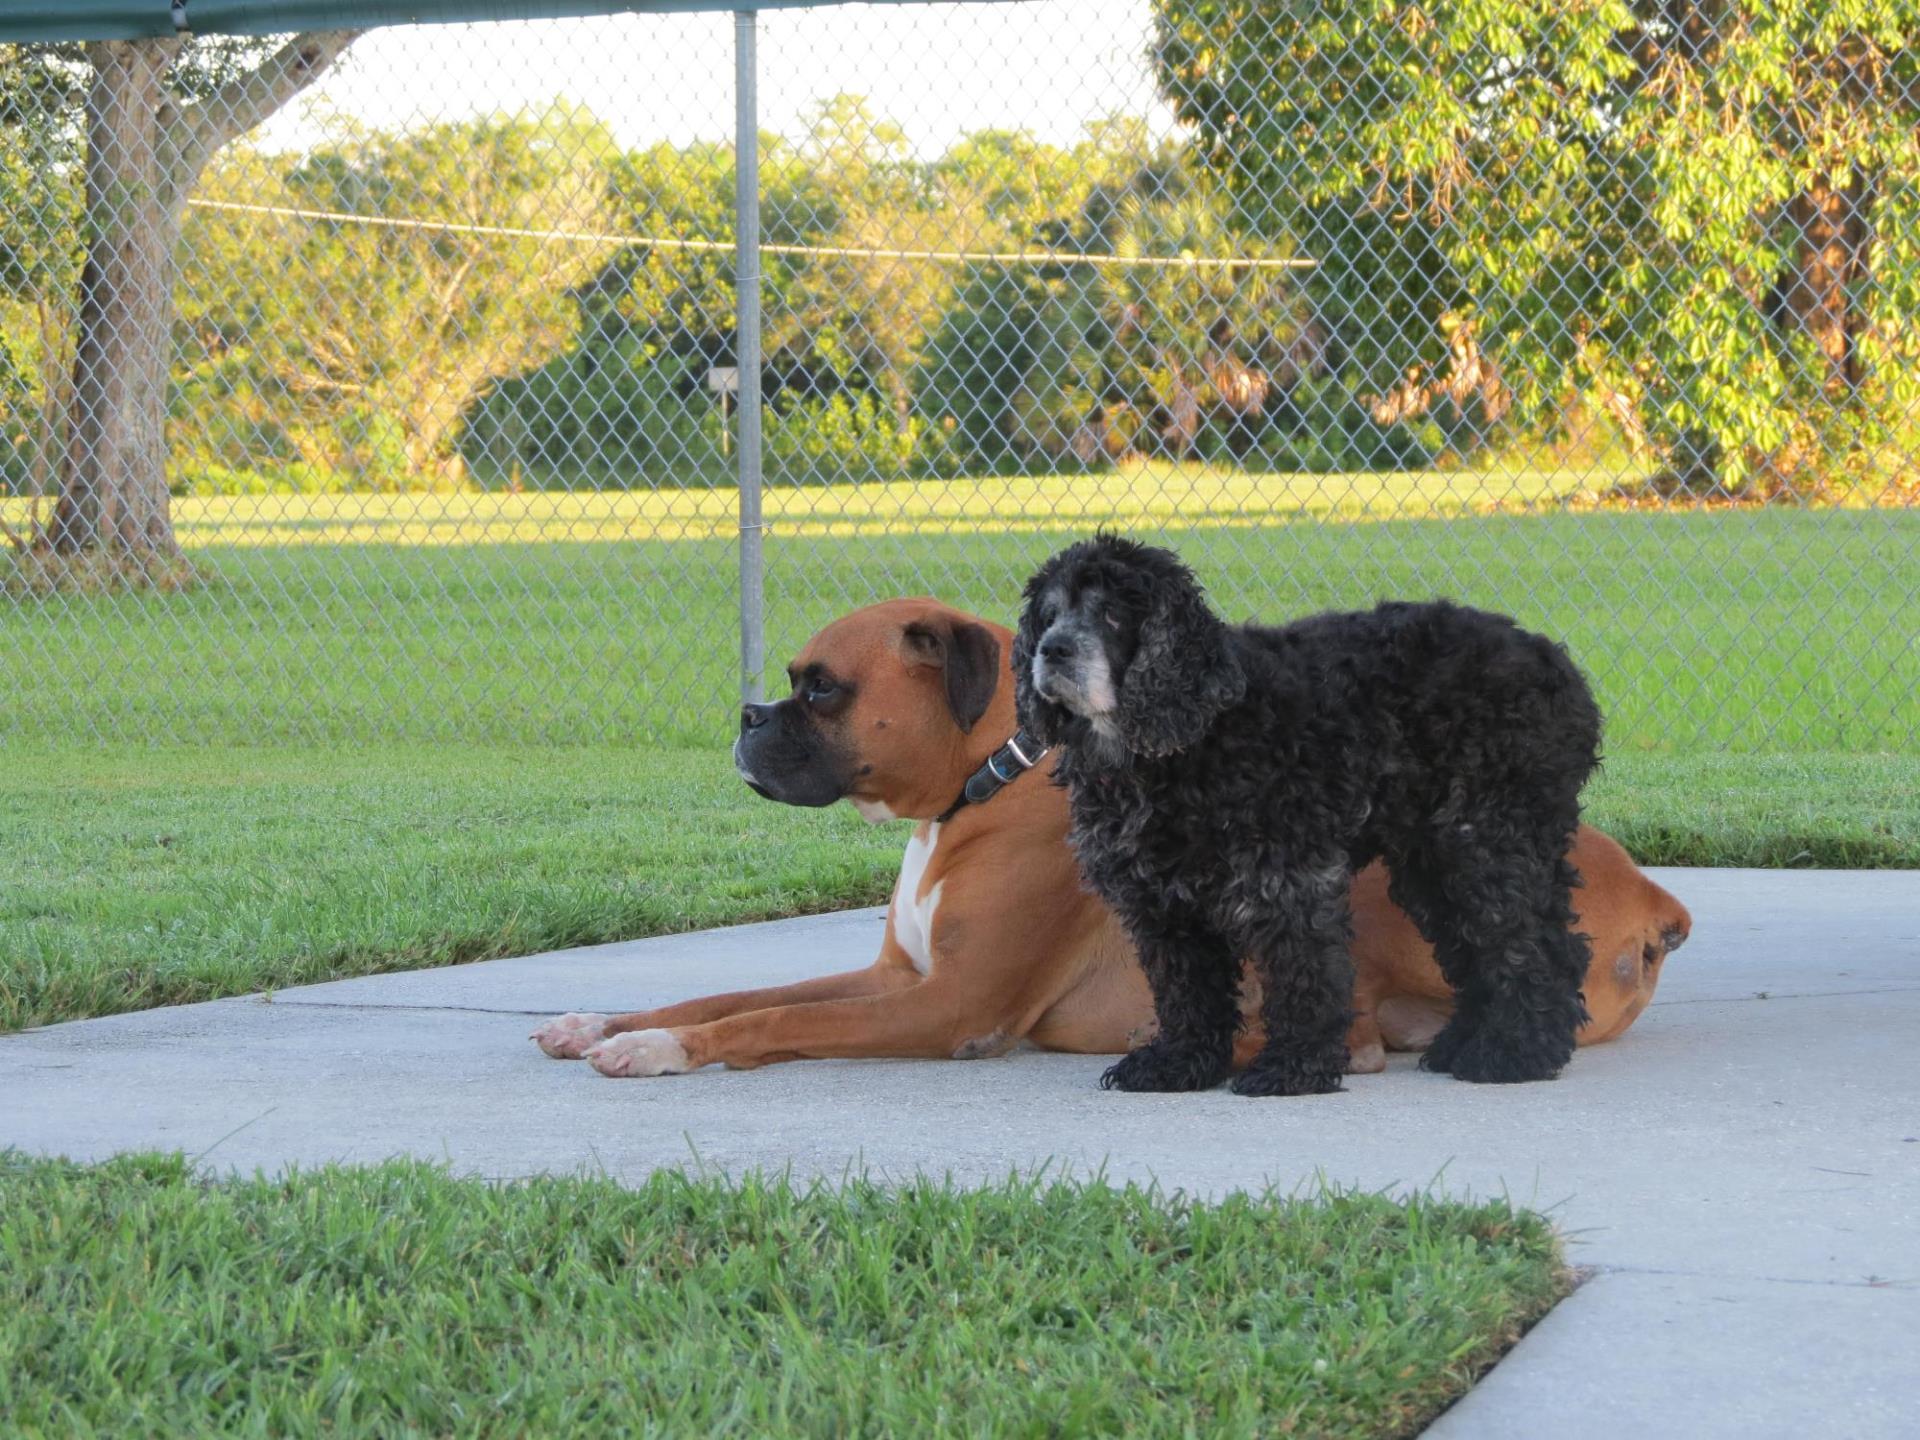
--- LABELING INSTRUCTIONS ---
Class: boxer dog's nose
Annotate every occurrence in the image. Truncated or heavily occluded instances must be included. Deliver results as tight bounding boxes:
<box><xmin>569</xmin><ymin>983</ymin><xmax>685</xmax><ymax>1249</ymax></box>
<box><xmin>740</xmin><ymin>702</ymin><xmax>775</xmax><ymax>732</ymax></box>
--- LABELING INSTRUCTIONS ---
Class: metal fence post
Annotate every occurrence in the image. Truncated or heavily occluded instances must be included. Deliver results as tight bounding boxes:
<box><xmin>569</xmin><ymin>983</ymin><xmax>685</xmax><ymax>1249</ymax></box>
<box><xmin>734</xmin><ymin>8</ymin><xmax>765</xmax><ymax>707</ymax></box>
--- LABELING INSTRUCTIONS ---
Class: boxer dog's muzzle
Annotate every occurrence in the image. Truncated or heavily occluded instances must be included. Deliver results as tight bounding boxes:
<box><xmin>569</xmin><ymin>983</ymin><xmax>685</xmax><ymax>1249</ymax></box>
<box><xmin>733</xmin><ymin>680</ymin><xmax>858</xmax><ymax>809</ymax></box>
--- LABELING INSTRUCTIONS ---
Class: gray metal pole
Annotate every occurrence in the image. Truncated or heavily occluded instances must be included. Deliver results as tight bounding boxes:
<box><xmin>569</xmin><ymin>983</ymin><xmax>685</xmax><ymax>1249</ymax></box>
<box><xmin>734</xmin><ymin>9</ymin><xmax>765</xmax><ymax>706</ymax></box>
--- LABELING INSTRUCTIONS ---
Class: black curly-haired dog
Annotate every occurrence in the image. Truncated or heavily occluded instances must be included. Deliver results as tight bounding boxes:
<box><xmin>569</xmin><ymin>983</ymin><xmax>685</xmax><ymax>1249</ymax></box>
<box><xmin>1013</xmin><ymin>535</ymin><xmax>1602</xmax><ymax>1095</ymax></box>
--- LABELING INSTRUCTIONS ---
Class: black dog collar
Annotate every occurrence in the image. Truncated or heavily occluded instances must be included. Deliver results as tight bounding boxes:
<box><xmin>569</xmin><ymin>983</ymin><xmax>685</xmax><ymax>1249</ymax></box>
<box><xmin>935</xmin><ymin>729</ymin><xmax>1050</xmax><ymax>824</ymax></box>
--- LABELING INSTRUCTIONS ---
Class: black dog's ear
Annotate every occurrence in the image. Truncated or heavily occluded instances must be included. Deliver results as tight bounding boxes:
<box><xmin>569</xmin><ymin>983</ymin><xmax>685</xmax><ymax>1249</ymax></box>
<box><xmin>1116</xmin><ymin>563</ymin><xmax>1246</xmax><ymax>756</ymax></box>
<box><xmin>902</xmin><ymin>616</ymin><xmax>1001</xmax><ymax>734</ymax></box>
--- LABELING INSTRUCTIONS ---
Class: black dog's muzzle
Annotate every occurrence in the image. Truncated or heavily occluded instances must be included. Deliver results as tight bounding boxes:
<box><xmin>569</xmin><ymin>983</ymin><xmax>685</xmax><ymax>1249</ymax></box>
<box><xmin>1030</xmin><ymin>624</ymin><xmax>1082</xmax><ymax>700</ymax></box>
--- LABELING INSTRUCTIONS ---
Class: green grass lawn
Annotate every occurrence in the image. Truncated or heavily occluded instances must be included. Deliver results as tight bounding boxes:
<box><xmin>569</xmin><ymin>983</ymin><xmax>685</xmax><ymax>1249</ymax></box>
<box><xmin>5</xmin><ymin>503</ymin><xmax>1916</xmax><ymax>752</ymax></box>
<box><xmin>0</xmin><ymin>1153</ymin><xmax>1568</xmax><ymax>1438</ymax></box>
<box><xmin>4</xmin><ymin>744</ymin><xmax>1914</xmax><ymax>1034</ymax></box>
<box><xmin>1</xmin><ymin>493</ymin><xmax>1905</xmax><ymax>1432</ymax></box>
<box><xmin>3</xmin><ymin>493</ymin><xmax>1915</xmax><ymax>1031</ymax></box>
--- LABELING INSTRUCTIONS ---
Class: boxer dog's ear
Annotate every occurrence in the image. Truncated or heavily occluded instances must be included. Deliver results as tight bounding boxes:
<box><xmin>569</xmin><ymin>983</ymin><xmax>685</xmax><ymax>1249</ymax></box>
<box><xmin>901</xmin><ymin>617</ymin><xmax>1001</xmax><ymax>733</ymax></box>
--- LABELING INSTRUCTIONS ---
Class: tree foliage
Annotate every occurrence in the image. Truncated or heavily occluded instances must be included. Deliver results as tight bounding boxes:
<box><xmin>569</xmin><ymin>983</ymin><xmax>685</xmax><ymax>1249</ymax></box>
<box><xmin>5</xmin><ymin>52</ymin><xmax>1686</xmax><ymax>499</ymax></box>
<box><xmin>922</xmin><ymin>143</ymin><xmax>1346</xmax><ymax>473</ymax></box>
<box><xmin>1153</xmin><ymin>0</ymin><xmax>1920</xmax><ymax>491</ymax></box>
<box><xmin>221</xmin><ymin>105</ymin><xmax>613</xmax><ymax>484</ymax></box>
<box><xmin>0</xmin><ymin>33</ymin><xmax>356</xmax><ymax>573</ymax></box>
<box><xmin>0</xmin><ymin>45</ymin><xmax>82</xmax><ymax>502</ymax></box>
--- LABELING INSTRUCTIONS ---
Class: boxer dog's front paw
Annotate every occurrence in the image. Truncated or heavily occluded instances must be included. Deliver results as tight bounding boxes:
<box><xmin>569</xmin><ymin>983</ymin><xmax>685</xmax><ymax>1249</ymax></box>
<box><xmin>1346</xmin><ymin>1040</ymin><xmax>1388</xmax><ymax>1075</ymax></box>
<box><xmin>584</xmin><ymin>1028</ymin><xmax>694</xmax><ymax>1078</ymax></box>
<box><xmin>532</xmin><ymin>1012</ymin><xmax>611</xmax><ymax>1059</ymax></box>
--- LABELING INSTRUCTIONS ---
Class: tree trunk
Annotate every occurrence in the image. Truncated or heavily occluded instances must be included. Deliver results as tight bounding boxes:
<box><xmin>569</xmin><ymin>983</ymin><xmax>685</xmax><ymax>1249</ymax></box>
<box><xmin>46</xmin><ymin>41</ymin><xmax>182</xmax><ymax>559</ymax></box>
<box><xmin>1769</xmin><ymin>174</ymin><xmax>1873</xmax><ymax>396</ymax></box>
<box><xmin>887</xmin><ymin>369</ymin><xmax>913</xmax><ymax>435</ymax></box>
<box><xmin>402</xmin><ymin>356</ymin><xmax>497</xmax><ymax>486</ymax></box>
<box><xmin>402</xmin><ymin>398</ymin><xmax>471</xmax><ymax>487</ymax></box>
<box><xmin>38</xmin><ymin>32</ymin><xmax>360</xmax><ymax>570</ymax></box>
<box><xmin>30</xmin><ymin>296</ymin><xmax>70</xmax><ymax>505</ymax></box>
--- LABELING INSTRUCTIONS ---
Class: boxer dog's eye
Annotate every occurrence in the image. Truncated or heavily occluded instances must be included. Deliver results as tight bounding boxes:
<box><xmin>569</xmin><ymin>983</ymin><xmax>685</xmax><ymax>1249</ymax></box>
<box><xmin>806</xmin><ymin>678</ymin><xmax>839</xmax><ymax>704</ymax></box>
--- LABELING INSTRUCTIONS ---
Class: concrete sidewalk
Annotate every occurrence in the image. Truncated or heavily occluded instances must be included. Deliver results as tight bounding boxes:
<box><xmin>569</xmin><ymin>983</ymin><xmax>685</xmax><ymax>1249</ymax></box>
<box><xmin>4</xmin><ymin>868</ymin><xmax>1916</xmax><ymax>1436</ymax></box>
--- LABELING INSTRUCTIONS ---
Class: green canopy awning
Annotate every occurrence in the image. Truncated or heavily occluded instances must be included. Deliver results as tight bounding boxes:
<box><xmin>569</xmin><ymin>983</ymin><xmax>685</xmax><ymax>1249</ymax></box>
<box><xmin>3</xmin><ymin>0</ymin><xmax>173</xmax><ymax>40</ymax></box>
<box><xmin>1</xmin><ymin>0</ymin><xmax>965</xmax><ymax>43</ymax></box>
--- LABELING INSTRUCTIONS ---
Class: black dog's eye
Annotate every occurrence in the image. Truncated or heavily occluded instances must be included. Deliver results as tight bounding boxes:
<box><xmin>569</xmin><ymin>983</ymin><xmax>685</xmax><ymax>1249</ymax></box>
<box><xmin>1102</xmin><ymin>609</ymin><xmax>1125</xmax><ymax>632</ymax></box>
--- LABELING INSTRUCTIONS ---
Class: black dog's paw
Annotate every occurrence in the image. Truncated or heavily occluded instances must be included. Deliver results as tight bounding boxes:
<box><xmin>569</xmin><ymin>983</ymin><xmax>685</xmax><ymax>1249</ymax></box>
<box><xmin>1418</xmin><ymin>1014</ymin><xmax>1477</xmax><ymax>1074</ymax></box>
<box><xmin>1100</xmin><ymin>1041</ymin><xmax>1230</xmax><ymax>1093</ymax></box>
<box><xmin>1229</xmin><ymin>1054</ymin><xmax>1346</xmax><ymax>1098</ymax></box>
<box><xmin>1443</xmin><ymin>1026</ymin><xmax>1572</xmax><ymax>1085</ymax></box>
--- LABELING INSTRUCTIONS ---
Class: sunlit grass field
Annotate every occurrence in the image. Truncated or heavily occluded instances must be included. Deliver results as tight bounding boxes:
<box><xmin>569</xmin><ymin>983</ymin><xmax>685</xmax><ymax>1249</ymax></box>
<box><xmin>5</xmin><ymin>476</ymin><xmax>1915</xmax><ymax>752</ymax></box>
<box><xmin>3</xmin><ymin>460</ymin><xmax>1597</xmax><ymax>549</ymax></box>
<box><xmin>5</xmin><ymin>473</ymin><xmax>1915</xmax><ymax>1030</ymax></box>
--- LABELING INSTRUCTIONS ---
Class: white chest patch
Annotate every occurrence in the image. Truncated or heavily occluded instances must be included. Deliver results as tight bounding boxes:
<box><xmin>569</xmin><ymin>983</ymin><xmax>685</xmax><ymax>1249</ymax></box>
<box><xmin>891</xmin><ymin>821</ymin><xmax>943</xmax><ymax>976</ymax></box>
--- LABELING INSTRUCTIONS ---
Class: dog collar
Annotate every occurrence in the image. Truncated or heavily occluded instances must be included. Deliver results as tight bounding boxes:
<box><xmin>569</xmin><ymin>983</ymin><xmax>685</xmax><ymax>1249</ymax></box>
<box><xmin>935</xmin><ymin>729</ymin><xmax>1050</xmax><ymax>824</ymax></box>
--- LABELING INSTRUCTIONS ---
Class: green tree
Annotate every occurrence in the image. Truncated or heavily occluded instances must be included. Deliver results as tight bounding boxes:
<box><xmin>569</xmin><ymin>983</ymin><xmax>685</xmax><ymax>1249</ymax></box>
<box><xmin>170</xmin><ymin>146</ymin><xmax>307</xmax><ymax>483</ymax></box>
<box><xmin>1154</xmin><ymin>0</ymin><xmax>1920</xmax><ymax>491</ymax></box>
<box><xmin>2</xmin><ymin>35</ymin><xmax>357</xmax><ymax>572</ymax></box>
<box><xmin>920</xmin><ymin>119</ymin><xmax>1164</xmax><ymax>470</ymax></box>
<box><xmin>0</xmin><ymin>45</ymin><xmax>81</xmax><ymax>510</ymax></box>
<box><xmin>593</xmin><ymin>139</ymin><xmax>736</xmax><ymax>347</ymax></box>
<box><xmin>925</xmin><ymin>128</ymin><xmax>1326</xmax><ymax>471</ymax></box>
<box><xmin>780</xmin><ymin>96</ymin><xmax>971</xmax><ymax>436</ymax></box>
<box><xmin>465</xmin><ymin>132</ymin><xmax>845</xmax><ymax>490</ymax></box>
<box><xmin>933</xmin><ymin>129</ymin><xmax>1091</xmax><ymax>237</ymax></box>
<box><xmin>1105</xmin><ymin>182</ymin><xmax>1312</xmax><ymax>458</ymax></box>
<box><xmin>249</xmin><ymin>106</ymin><xmax>616</xmax><ymax>484</ymax></box>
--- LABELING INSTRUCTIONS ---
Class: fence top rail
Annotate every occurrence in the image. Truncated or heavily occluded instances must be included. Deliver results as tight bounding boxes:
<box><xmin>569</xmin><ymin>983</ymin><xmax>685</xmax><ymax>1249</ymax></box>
<box><xmin>1</xmin><ymin>0</ymin><xmax>1013</xmax><ymax>44</ymax></box>
<box><xmin>186</xmin><ymin>198</ymin><xmax>1319</xmax><ymax>270</ymax></box>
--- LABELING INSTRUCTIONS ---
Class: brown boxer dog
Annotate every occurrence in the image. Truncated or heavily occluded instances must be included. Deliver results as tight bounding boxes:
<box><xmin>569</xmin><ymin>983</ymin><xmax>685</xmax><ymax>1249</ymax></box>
<box><xmin>532</xmin><ymin>599</ymin><xmax>1690</xmax><ymax>1078</ymax></box>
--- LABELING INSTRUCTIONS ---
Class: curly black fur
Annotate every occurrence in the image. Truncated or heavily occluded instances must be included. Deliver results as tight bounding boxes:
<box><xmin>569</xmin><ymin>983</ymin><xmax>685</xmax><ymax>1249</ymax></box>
<box><xmin>1013</xmin><ymin>535</ymin><xmax>1602</xmax><ymax>1095</ymax></box>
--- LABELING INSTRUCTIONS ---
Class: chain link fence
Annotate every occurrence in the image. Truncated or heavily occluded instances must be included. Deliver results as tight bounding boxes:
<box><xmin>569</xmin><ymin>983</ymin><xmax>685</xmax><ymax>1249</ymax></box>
<box><xmin>3</xmin><ymin>2</ymin><xmax>1916</xmax><ymax>754</ymax></box>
